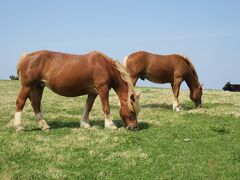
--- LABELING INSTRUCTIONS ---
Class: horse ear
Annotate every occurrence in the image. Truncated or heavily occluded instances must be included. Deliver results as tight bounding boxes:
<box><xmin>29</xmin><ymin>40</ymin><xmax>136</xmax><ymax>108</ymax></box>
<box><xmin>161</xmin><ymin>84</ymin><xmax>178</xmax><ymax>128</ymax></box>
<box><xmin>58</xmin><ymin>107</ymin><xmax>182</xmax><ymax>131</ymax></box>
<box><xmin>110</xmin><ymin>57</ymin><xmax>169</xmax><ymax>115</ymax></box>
<box><xmin>130</xmin><ymin>94</ymin><xmax>135</xmax><ymax>102</ymax></box>
<box><xmin>136</xmin><ymin>91</ymin><xmax>141</xmax><ymax>100</ymax></box>
<box><xmin>130</xmin><ymin>92</ymin><xmax>141</xmax><ymax>103</ymax></box>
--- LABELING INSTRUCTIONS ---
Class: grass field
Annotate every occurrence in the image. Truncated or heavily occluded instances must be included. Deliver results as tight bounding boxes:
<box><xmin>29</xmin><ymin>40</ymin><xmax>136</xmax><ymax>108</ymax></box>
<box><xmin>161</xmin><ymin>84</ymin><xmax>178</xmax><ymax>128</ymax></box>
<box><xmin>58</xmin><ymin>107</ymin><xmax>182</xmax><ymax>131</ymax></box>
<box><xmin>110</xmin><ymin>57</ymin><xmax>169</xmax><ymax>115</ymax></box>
<box><xmin>0</xmin><ymin>80</ymin><xmax>240</xmax><ymax>179</ymax></box>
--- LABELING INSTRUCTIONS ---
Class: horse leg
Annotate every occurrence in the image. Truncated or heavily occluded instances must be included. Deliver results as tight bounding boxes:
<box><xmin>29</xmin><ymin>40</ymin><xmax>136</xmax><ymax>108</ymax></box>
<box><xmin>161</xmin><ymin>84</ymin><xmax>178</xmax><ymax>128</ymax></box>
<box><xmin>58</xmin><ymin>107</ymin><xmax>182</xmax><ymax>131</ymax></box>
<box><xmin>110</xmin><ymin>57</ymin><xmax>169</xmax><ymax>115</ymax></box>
<box><xmin>29</xmin><ymin>86</ymin><xmax>50</xmax><ymax>131</ymax></box>
<box><xmin>80</xmin><ymin>94</ymin><xmax>97</xmax><ymax>128</ymax></box>
<box><xmin>97</xmin><ymin>86</ymin><xmax>117</xmax><ymax>129</ymax></box>
<box><xmin>14</xmin><ymin>86</ymin><xmax>31</xmax><ymax>131</ymax></box>
<box><xmin>171</xmin><ymin>79</ymin><xmax>182</xmax><ymax>112</ymax></box>
<box><xmin>132</xmin><ymin>77</ymin><xmax>138</xmax><ymax>86</ymax></box>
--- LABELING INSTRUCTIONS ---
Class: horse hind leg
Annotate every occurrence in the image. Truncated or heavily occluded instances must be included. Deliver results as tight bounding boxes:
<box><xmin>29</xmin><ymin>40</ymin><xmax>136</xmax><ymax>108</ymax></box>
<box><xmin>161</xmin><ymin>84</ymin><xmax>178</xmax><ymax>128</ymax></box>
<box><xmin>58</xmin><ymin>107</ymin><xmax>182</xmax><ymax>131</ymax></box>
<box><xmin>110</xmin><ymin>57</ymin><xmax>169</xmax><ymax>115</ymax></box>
<box><xmin>132</xmin><ymin>76</ymin><xmax>139</xmax><ymax>86</ymax></box>
<box><xmin>80</xmin><ymin>94</ymin><xmax>97</xmax><ymax>128</ymax></box>
<box><xmin>14</xmin><ymin>86</ymin><xmax>31</xmax><ymax>131</ymax></box>
<box><xmin>29</xmin><ymin>85</ymin><xmax>50</xmax><ymax>131</ymax></box>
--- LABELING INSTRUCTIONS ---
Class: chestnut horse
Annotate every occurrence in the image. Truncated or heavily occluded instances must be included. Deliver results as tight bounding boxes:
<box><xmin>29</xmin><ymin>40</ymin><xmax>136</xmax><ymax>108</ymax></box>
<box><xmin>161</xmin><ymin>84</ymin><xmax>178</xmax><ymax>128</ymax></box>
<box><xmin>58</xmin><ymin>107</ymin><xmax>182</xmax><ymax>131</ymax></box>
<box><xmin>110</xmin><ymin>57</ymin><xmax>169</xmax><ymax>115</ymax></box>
<box><xmin>124</xmin><ymin>51</ymin><xmax>202</xmax><ymax>111</ymax></box>
<box><xmin>14</xmin><ymin>50</ymin><xmax>140</xmax><ymax>132</ymax></box>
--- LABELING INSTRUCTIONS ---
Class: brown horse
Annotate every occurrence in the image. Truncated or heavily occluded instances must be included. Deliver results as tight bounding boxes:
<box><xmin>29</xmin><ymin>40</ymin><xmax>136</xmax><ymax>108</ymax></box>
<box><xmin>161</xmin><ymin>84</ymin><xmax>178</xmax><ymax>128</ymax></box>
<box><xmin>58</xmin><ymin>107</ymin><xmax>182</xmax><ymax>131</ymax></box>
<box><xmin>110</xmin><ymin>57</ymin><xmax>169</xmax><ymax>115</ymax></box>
<box><xmin>124</xmin><ymin>51</ymin><xmax>202</xmax><ymax>111</ymax></box>
<box><xmin>14</xmin><ymin>50</ymin><xmax>140</xmax><ymax>132</ymax></box>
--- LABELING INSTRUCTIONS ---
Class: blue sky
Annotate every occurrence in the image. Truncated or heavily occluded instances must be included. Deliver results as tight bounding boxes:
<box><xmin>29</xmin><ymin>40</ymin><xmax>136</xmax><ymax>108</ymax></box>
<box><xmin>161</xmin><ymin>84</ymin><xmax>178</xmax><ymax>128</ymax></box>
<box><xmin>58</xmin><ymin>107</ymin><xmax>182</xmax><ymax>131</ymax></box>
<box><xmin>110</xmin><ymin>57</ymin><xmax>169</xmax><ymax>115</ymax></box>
<box><xmin>0</xmin><ymin>0</ymin><xmax>240</xmax><ymax>89</ymax></box>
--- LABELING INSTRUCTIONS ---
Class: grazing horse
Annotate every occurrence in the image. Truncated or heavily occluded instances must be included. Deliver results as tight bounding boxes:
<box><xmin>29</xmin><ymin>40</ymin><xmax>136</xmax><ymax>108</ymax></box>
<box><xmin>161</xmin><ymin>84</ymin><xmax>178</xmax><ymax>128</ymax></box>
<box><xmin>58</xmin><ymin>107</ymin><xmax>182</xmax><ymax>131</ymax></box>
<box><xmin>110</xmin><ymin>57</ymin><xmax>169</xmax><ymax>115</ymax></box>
<box><xmin>223</xmin><ymin>82</ymin><xmax>240</xmax><ymax>92</ymax></box>
<box><xmin>14</xmin><ymin>50</ymin><xmax>140</xmax><ymax>132</ymax></box>
<box><xmin>124</xmin><ymin>51</ymin><xmax>202</xmax><ymax>111</ymax></box>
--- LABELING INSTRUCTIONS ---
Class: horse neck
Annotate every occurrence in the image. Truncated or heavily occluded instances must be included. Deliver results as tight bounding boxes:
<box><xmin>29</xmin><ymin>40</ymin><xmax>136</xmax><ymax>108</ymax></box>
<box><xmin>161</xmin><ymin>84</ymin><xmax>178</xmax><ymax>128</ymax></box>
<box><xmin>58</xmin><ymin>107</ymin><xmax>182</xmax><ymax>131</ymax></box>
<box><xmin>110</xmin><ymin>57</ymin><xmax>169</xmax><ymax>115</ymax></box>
<box><xmin>113</xmin><ymin>75</ymin><xmax>129</xmax><ymax>105</ymax></box>
<box><xmin>185</xmin><ymin>73</ymin><xmax>199</xmax><ymax>92</ymax></box>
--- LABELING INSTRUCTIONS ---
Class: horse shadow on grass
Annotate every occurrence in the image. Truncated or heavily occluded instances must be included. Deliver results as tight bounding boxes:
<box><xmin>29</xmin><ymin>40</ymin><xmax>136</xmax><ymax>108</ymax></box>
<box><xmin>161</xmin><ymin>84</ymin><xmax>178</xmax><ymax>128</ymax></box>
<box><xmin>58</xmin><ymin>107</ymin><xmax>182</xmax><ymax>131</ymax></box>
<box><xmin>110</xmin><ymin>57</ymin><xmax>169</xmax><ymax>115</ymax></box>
<box><xmin>24</xmin><ymin>120</ymin><xmax>80</xmax><ymax>132</ymax></box>
<box><xmin>34</xmin><ymin>118</ymin><xmax>150</xmax><ymax>131</ymax></box>
<box><xmin>48</xmin><ymin>120</ymin><xmax>80</xmax><ymax>129</ymax></box>
<box><xmin>141</xmin><ymin>103</ymin><xmax>172</xmax><ymax>109</ymax></box>
<box><xmin>141</xmin><ymin>102</ymin><xmax>197</xmax><ymax>110</ymax></box>
<box><xmin>203</xmin><ymin>102</ymin><xmax>236</xmax><ymax>109</ymax></box>
<box><xmin>141</xmin><ymin>102</ymin><xmax>237</xmax><ymax>111</ymax></box>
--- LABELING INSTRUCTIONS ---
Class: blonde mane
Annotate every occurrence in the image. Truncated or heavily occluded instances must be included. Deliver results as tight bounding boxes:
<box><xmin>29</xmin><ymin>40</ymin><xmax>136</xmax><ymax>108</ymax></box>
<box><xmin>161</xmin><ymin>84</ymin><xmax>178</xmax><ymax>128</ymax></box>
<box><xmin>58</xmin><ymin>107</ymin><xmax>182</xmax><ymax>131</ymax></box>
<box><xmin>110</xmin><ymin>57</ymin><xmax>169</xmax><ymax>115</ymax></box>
<box><xmin>91</xmin><ymin>51</ymin><xmax>140</xmax><ymax>115</ymax></box>
<box><xmin>123</xmin><ymin>56</ymin><xmax>128</xmax><ymax>67</ymax></box>
<box><xmin>179</xmin><ymin>54</ymin><xmax>200</xmax><ymax>85</ymax></box>
<box><xmin>114</xmin><ymin>61</ymin><xmax>140</xmax><ymax>115</ymax></box>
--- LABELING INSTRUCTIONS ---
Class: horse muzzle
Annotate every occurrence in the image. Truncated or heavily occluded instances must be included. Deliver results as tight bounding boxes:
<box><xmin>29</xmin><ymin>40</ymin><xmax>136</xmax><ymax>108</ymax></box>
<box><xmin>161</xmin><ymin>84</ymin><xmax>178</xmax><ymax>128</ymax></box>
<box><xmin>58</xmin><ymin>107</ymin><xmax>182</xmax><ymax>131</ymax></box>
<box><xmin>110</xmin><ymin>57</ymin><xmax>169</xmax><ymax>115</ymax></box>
<box><xmin>127</xmin><ymin>125</ymin><xmax>138</xmax><ymax>131</ymax></box>
<box><xmin>196</xmin><ymin>103</ymin><xmax>202</xmax><ymax>108</ymax></box>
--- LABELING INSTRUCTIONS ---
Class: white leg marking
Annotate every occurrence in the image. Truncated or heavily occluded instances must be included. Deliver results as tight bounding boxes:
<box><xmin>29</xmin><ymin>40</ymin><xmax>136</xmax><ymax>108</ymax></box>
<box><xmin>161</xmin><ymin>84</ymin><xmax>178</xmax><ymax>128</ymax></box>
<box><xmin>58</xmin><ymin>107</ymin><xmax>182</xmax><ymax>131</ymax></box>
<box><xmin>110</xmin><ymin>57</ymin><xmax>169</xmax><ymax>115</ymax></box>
<box><xmin>80</xmin><ymin>121</ymin><xmax>91</xmax><ymax>128</ymax></box>
<box><xmin>104</xmin><ymin>114</ymin><xmax>118</xmax><ymax>129</ymax></box>
<box><xmin>80</xmin><ymin>105</ymin><xmax>91</xmax><ymax>129</ymax></box>
<box><xmin>14</xmin><ymin>112</ymin><xmax>21</xmax><ymax>127</ymax></box>
<box><xmin>173</xmin><ymin>99</ymin><xmax>181</xmax><ymax>112</ymax></box>
<box><xmin>14</xmin><ymin>112</ymin><xmax>24</xmax><ymax>131</ymax></box>
<box><xmin>80</xmin><ymin>113</ymin><xmax>91</xmax><ymax>128</ymax></box>
<box><xmin>36</xmin><ymin>112</ymin><xmax>50</xmax><ymax>131</ymax></box>
<box><xmin>36</xmin><ymin>112</ymin><xmax>43</xmax><ymax>121</ymax></box>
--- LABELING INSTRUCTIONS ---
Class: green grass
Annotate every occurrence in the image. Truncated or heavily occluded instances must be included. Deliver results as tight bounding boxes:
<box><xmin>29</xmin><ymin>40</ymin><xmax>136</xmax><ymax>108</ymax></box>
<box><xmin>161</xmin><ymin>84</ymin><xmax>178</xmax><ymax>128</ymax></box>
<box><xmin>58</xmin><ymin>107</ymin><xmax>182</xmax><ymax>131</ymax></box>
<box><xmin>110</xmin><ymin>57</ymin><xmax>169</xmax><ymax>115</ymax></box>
<box><xmin>0</xmin><ymin>80</ymin><xmax>240</xmax><ymax>179</ymax></box>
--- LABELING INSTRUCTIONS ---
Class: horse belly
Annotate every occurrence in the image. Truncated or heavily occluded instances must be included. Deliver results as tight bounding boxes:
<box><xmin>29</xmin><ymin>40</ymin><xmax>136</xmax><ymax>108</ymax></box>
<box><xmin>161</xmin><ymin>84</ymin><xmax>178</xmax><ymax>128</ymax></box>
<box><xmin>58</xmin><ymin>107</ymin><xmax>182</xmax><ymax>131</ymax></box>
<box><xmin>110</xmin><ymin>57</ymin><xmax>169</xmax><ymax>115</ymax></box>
<box><xmin>146</xmin><ymin>71</ymin><xmax>173</xmax><ymax>84</ymax></box>
<box><xmin>43</xmin><ymin>80</ymin><xmax>97</xmax><ymax>97</ymax></box>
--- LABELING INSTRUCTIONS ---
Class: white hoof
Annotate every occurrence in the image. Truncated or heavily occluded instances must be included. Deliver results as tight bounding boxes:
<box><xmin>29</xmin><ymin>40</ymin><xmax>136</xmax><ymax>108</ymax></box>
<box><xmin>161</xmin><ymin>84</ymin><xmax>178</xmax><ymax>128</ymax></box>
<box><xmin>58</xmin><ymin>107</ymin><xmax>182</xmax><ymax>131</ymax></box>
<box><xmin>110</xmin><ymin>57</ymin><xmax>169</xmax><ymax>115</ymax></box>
<box><xmin>173</xmin><ymin>105</ymin><xmax>182</xmax><ymax>112</ymax></box>
<box><xmin>15</xmin><ymin>126</ymin><xmax>25</xmax><ymax>132</ymax></box>
<box><xmin>105</xmin><ymin>122</ymin><xmax>118</xmax><ymax>129</ymax></box>
<box><xmin>38</xmin><ymin>120</ymin><xmax>50</xmax><ymax>131</ymax></box>
<box><xmin>175</xmin><ymin>107</ymin><xmax>181</xmax><ymax>112</ymax></box>
<box><xmin>42</xmin><ymin>124</ymin><xmax>50</xmax><ymax>131</ymax></box>
<box><xmin>81</xmin><ymin>122</ymin><xmax>91</xmax><ymax>129</ymax></box>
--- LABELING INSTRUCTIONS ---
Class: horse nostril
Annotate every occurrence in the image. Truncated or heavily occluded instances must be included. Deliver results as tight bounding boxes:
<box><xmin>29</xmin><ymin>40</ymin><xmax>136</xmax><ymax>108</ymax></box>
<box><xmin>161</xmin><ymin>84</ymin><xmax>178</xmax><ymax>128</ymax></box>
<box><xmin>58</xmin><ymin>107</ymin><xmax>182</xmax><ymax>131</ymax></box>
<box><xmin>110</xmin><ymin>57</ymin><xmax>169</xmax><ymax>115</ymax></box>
<box><xmin>127</xmin><ymin>126</ymin><xmax>138</xmax><ymax>131</ymax></box>
<box><xmin>197</xmin><ymin>104</ymin><xmax>202</xmax><ymax>108</ymax></box>
<box><xmin>133</xmin><ymin>126</ymin><xmax>138</xmax><ymax>131</ymax></box>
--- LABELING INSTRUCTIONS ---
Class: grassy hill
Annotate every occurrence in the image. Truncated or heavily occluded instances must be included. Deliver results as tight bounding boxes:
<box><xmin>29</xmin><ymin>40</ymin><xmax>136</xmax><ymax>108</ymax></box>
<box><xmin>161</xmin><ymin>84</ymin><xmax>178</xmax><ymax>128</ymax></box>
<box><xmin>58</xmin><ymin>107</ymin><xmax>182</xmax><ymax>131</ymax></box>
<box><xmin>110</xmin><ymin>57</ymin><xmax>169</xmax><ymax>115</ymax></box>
<box><xmin>0</xmin><ymin>80</ymin><xmax>239</xmax><ymax>179</ymax></box>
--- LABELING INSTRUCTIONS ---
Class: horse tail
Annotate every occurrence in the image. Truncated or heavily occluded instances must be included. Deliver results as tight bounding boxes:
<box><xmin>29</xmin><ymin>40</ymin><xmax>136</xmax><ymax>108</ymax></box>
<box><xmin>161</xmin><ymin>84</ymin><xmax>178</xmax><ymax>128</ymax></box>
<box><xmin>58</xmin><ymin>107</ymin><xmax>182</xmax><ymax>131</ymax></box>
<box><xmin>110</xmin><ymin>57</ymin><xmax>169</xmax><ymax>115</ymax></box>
<box><xmin>180</xmin><ymin>55</ymin><xmax>199</xmax><ymax>82</ymax></box>
<box><xmin>123</xmin><ymin>56</ymin><xmax>128</xmax><ymax>67</ymax></box>
<box><xmin>17</xmin><ymin>53</ymin><xmax>28</xmax><ymax>79</ymax></box>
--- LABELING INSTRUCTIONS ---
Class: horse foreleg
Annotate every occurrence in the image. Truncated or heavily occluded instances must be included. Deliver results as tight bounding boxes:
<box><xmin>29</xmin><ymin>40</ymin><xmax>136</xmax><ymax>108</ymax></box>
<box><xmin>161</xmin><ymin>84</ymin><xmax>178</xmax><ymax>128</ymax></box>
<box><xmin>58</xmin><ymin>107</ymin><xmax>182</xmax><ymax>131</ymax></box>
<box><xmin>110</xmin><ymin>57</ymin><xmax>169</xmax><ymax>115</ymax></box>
<box><xmin>97</xmin><ymin>86</ymin><xmax>117</xmax><ymax>129</ymax></box>
<box><xmin>14</xmin><ymin>86</ymin><xmax>31</xmax><ymax>131</ymax></box>
<box><xmin>80</xmin><ymin>94</ymin><xmax>97</xmax><ymax>128</ymax></box>
<box><xmin>171</xmin><ymin>81</ymin><xmax>182</xmax><ymax>112</ymax></box>
<box><xmin>29</xmin><ymin>86</ymin><xmax>50</xmax><ymax>131</ymax></box>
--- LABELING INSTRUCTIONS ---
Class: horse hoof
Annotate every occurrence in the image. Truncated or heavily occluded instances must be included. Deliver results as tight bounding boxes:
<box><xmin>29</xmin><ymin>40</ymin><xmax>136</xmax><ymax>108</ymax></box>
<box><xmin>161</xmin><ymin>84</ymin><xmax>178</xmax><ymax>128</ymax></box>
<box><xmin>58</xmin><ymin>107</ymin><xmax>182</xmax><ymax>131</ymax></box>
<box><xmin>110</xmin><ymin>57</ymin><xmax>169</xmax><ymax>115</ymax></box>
<box><xmin>81</xmin><ymin>122</ymin><xmax>91</xmax><ymax>129</ymax></box>
<box><xmin>173</xmin><ymin>105</ymin><xmax>182</xmax><ymax>112</ymax></box>
<box><xmin>42</xmin><ymin>126</ymin><xmax>50</xmax><ymax>131</ymax></box>
<box><xmin>16</xmin><ymin>126</ymin><xmax>25</xmax><ymax>132</ymax></box>
<box><xmin>176</xmin><ymin>108</ymin><xmax>181</xmax><ymax>112</ymax></box>
<box><xmin>105</xmin><ymin>123</ymin><xmax>118</xmax><ymax>130</ymax></box>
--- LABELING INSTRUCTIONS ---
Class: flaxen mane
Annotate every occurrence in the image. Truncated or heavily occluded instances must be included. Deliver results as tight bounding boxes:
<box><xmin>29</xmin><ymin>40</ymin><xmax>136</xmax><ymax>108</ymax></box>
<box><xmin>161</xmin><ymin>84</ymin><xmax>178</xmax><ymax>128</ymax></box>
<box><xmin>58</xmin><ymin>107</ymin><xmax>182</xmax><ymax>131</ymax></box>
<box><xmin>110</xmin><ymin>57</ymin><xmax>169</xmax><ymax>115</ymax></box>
<box><xmin>114</xmin><ymin>61</ymin><xmax>140</xmax><ymax>115</ymax></box>
<box><xmin>123</xmin><ymin>56</ymin><xmax>128</xmax><ymax>67</ymax></box>
<box><xmin>179</xmin><ymin>55</ymin><xmax>199</xmax><ymax>85</ymax></box>
<box><xmin>95</xmin><ymin>51</ymin><xmax>140</xmax><ymax>115</ymax></box>
<box><xmin>97</xmin><ymin>52</ymin><xmax>140</xmax><ymax>115</ymax></box>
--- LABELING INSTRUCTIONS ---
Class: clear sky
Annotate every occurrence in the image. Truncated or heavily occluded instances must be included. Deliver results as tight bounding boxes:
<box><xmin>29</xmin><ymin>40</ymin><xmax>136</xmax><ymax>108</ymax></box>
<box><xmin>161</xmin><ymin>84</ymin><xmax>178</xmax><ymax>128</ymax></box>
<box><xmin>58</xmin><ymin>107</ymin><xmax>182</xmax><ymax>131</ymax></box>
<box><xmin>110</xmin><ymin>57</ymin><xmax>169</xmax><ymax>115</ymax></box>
<box><xmin>0</xmin><ymin>0</ymin><xmax>240</xmax><ymax>89</ymax></box>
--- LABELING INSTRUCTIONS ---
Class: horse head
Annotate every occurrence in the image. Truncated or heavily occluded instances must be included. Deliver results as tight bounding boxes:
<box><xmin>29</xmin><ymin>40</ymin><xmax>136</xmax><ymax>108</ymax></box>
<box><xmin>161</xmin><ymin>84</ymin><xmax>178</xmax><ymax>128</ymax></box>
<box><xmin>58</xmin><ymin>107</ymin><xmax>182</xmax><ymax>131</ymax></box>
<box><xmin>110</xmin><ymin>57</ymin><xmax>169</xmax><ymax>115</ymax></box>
<box><xmin>119</xmin><ymin>91</ymin><xmax>140</xmax><ymax>130</ymax></box>
<box><xmin>190</xmin><ymin>83</ymin><xmax>203</xmax><ymax>108</ymax></box>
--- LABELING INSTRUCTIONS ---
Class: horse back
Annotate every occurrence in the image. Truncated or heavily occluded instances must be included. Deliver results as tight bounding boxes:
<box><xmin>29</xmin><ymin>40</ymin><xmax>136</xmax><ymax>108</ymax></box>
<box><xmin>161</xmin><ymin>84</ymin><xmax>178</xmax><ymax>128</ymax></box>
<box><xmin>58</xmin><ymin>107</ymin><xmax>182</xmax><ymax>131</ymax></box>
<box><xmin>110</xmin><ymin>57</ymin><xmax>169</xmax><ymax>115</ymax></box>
<box><xmin>125</xmin><ymin>51</ymin><xmax>189</xmax><ymax>83</ymax></box>
<box><xmin>18</xmin><ymin>50</ymin><xmax>115</xmax><ymax>96</ymax></box>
